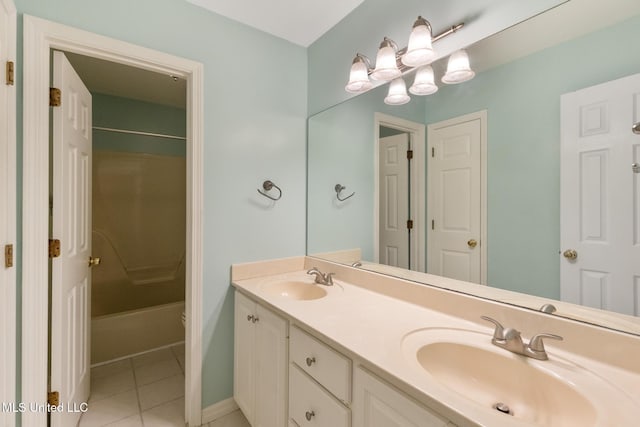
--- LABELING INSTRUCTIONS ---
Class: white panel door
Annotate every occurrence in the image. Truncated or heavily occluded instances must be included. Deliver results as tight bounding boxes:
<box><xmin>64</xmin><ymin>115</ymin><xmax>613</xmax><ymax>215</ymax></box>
<box><xmin>0</xmin><ymin>0</ymin><xmax>16</xmax><ymax>424</ymax></box>
<box><xmin>428</xmin><ymin>117</ymin><xmax>482</xmax><ymax>283</ymax></box>
<box><xmin>51</xmin><ymin>51</ymin><xmax>92</xmax><ymax>427</ymax></box>
<box><xmin>379</xmin><ymin>134</ymin><xmax>410</xmax><ymax>268</ymax></box>
<box><xmin>560</xmin><ymin>73</ymin><xmax>640</xmax><ymax>316</ymax></box>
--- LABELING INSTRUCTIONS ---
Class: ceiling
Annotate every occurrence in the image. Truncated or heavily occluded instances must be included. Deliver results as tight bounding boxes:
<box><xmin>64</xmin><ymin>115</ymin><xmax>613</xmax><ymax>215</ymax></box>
<box><xmin>186</xmin><ymin>0</ymin><xmax>365</xmax><ymax>47</ymax></box>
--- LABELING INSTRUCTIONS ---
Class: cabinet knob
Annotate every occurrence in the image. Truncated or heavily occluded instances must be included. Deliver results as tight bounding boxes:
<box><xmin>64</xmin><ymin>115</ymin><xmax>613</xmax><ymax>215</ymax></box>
<box><xmin>305</xmin><ymin>410</ymin><xmax>315</xmax><ymax>421</ymax></box>
<box><xmin>305</xmin><ymin>356</ymin><xmax>316</xmax><ymax>367</ymax></box>
<box><xmin>247</xmin><ymin>315</ymin><xmax>254</xmax><ymax>322</ymax></box>
<box><xmin>252</xmin><ymin>316</ymin><xmax>259</xmax><ymax>323</ymax></box>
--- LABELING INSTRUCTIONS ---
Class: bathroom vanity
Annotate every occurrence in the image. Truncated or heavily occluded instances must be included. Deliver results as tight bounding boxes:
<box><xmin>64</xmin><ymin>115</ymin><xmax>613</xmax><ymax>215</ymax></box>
<box><xmin>231</xmin><ymin>256</ymin><xmax>640</xmax><ymax>427</ymax></box>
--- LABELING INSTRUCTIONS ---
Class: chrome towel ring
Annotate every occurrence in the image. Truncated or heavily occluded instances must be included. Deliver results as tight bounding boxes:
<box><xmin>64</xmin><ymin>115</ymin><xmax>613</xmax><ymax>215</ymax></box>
<box><xmin>258</xmin><ymin>180</ymin><xmax>282</xmax><ymax>201</ymax></box>
<box><xmin>335</xmin><ymin>184</ymin><xmax>355</xmax><ymax>201</ymax></box>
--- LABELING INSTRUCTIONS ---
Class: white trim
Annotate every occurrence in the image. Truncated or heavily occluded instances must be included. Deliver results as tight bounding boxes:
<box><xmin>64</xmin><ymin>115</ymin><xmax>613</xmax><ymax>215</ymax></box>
<box><xmin>22</xmin><ymin>15</ymin><xmax>204</xmax><ymax>426</ymax></box>
<box><xmin>426</xmin><ymin>110</ymin><xmax>488</xmax><ymax>285</ymax></box>
<box><xmin>373</xmin><ymin>113</ymin><xmax>426</xmax><ymax>272</ymax></box>
<box><xmin>201</xmin><ymin>398</ymin><xmax>240</xmax><ymax>424</ymax></box>
<box><xmin>0</xmin><ymin>1</ymin><xmax>16</xmax><ymax>426</ymax></box>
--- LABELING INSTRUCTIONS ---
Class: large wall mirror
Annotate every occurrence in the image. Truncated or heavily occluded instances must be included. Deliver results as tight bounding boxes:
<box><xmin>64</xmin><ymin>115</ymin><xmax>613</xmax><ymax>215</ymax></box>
<box><xmin>307</xmin><ymin>0</ymin><xmax>640</xmax><ymax>335</ymax></box>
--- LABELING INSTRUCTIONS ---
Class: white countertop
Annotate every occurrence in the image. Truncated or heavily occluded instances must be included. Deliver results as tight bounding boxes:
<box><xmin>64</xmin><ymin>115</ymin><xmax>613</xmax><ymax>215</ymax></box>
<box><xmin>232</xmin><ymin>264</ymin><xmax>640</xmax><ymax>427</ymax></box>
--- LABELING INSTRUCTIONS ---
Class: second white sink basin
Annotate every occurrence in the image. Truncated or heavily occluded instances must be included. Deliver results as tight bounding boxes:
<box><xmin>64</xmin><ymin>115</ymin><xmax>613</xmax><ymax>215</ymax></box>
<box><xmin>402</xmin><ymin>328</ymin><xmax>639</xmax><ymax>426</ymax></box>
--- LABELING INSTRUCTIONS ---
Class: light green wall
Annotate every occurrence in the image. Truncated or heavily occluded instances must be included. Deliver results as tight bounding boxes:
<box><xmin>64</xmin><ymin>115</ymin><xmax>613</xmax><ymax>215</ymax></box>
<box><xmin>424</xmin><ymin>13</ymin><xmax>640</xmax><ymax>298</ymax></box>
<box><xmin>14</xmin><ymin>0</ymin><xmax>307</xmax><ymax>414</ymax></box>
<box><xmin>93</xmin><ymin>93</ymin><xmax>186</xmax><ymax>156</ymax></box>
<box><xmin>307</xmin><ymin>87</ymin><xmax>425</xmax><ymax>259</ymax></box>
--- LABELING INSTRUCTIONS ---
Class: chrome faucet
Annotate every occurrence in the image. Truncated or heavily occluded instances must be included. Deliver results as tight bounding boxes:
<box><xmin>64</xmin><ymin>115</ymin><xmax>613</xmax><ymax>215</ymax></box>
<box><xmin>306</xmin><ymin>267</ymin><xmax>335</xmax><ymax>286</ymax></box>
<box><xmin>481</xmin><ymin>316</ymin><xmax>563</xmax><ymax>361</ymax></box>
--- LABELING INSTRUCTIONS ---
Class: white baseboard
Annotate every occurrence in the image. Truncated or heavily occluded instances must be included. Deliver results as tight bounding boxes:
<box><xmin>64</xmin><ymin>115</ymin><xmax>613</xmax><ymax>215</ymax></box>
<box><xmin>201</xmin><ymin>398</ymin><xmax>239</xmax><ymax>425</ymax></box>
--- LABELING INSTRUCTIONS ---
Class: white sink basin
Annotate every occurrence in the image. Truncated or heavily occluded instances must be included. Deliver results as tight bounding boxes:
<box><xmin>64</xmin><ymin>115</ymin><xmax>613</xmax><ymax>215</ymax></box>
<box><xmin>260</xmin><ymin>280</ymin><xmax>328</xmax><ymax>300</ymax></box>
<box><xmin>402</xmin><ymin>328</ymin><xmax>639</xmax><ymax>426</ymax></box>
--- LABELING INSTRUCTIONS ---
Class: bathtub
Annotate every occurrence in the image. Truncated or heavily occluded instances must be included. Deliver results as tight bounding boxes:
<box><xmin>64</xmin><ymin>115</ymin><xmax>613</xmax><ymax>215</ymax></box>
<box><xmin>91</xmin><ymin>301</ymin><xmax>185</xmax><ymax>365</ymax></box>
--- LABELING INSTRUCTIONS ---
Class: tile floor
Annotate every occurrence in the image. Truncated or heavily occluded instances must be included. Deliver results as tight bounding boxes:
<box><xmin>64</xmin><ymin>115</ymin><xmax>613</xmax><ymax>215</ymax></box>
<box><xmin>79</xmin><ymin>344</ymin><xmax>248</xmax><ymax>427</ymax></box>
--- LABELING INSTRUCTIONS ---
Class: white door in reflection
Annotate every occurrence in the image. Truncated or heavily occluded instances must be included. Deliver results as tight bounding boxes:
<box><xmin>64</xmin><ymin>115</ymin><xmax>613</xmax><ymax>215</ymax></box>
<box><xmin>379</xmin><ymin>133</ymin><xmax>410</xmax><ymax>268</ymax></box>
<box><xmin>561</xmin><ymin>73</ymin><xmax>640</xmax><ymax>316</ymax></box>
<box><xmin>427</xmin><ymin>112</ymin><xmax>485</xmax><ymax>284</ymax></box>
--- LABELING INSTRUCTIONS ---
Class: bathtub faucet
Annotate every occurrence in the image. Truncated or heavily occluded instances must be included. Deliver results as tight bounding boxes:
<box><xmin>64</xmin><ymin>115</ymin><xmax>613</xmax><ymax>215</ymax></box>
<box><xmin>306</xmin><ymin>267</ymin><xmax>334</xmax><ymax>286</ymax></box>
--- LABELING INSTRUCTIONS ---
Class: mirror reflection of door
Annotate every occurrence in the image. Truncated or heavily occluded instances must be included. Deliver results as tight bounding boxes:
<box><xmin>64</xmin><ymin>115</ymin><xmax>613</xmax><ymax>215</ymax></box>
<box><xmin>560</xmin><ymin>73</ymin><xmax>640</xmax><ymax>316</ymax></box>
<box><xmin>427</xmin><ymin>111</ymin><xmax>487</xmax><ymax>284</ymax></box>
<box><xmin>379</xmin><ymin>130</ymin><xmax>411</xmax><ymax>269</ymax></box>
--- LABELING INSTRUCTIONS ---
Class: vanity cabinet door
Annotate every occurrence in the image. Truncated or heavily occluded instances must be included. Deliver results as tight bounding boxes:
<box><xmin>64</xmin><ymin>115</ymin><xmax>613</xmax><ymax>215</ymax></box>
<box><xmin>234</xmin><ymin>292</ymin><xmax>256</xmax><ymax>423</ymax></box>
<box><xmin>353</xmin><ymin>367</ymin><xmax>453</xmax><ymax>427</ymax></box>
<box><xmin>234</xmin><ymin>291</ymin><xmax>288</xmax><ymax>427</ymax></box>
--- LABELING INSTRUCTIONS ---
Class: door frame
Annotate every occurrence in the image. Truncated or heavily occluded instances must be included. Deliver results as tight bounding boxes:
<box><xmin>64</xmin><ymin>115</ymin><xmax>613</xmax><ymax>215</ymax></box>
<box><xmin>373</xmin><ymin>113</ymin><xmax>425</xmax><ymax>272</ymax></box>
<box><xmin>0</xmin><ymin>0</ymin><xmax>16</xmax><ymax>425</ymax></box>
<box><xmin>22</xmin><ymin>15</ymin><xmax>204</xmax><ymax>426</ymax></box>
<box><xmin>426</xmin><ymin>110</ymin><xmax>488</xmax><ymax>285</ymax></box>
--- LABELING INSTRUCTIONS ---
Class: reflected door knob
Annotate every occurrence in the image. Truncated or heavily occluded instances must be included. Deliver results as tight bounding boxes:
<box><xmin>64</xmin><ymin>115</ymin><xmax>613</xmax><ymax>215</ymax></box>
<box><xmin>88</xmin><ymin>256</ymin><xmax>101</xmax><ymax>267</ymax></box>
<box><xmin>467</xmin><ymin>239</ymin><xmax>478</xmax><ymax>248</ymax></box>
<box><xmin>563</xmin><ymin>249</ymin><xmax>578</xmax><ymax>260</ymax></box>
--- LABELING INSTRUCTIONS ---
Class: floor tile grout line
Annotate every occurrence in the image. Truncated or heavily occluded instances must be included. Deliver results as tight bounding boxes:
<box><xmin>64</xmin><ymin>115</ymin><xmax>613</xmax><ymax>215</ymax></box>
<box><xmin>130</xmin><ymin>356</ymin><xmax>145</xmax><ymax>426</ymax></box>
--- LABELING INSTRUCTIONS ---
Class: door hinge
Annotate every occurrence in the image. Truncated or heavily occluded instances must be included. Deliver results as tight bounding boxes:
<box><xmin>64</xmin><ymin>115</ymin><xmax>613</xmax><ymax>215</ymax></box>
<box><xmin>431</xmin><ymin>147</ymin><xmax>435</xmax><ymax>157</ymax></box>
<box><xmin>407</xmin><ymin>219</ymin><xmax>414</xmax><ymax>230</ymax></box>
<box><xmin>406</xmin><ymin>149</ymin><xmax>413</xmax><ymax>160</ymax></box>
<box><xmin>49</xmin><ymin>239</ymin><xmax>61</xmax><ymax>258</ymax></box>
<box><xmin>431</xmin><ymin>219</ymin><xmax>435</xmax><ymax>230</ymax></box>
<box><xmin>48</xmin><ymin>391</ymin><xmax>59</xmax><ymax>406</ymax></box>
<box><xmin>4</xmin><ymin>244</ymin><xmax>13</xmax><ymax>268</ymax></box>
<box><xmin>6</xmin><ymin>61</ymin><xmax>14</xmax><ymax>86</ymax></box>
<box><xmin>49</xmin><ymin>87</ymin><xmax>61</xmax><ymax>107</ymax></box>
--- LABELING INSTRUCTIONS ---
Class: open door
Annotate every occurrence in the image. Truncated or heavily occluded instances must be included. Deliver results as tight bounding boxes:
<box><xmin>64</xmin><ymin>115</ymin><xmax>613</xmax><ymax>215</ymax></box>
<box><xmin>0</xmin><ymin>0</ymin><xmax>16</xmax><ymax>424</ymax></box>
<box><xmin>50</xmin><ymin>50</ymin><xmax>92</xmax><ymax>427</ymax></box>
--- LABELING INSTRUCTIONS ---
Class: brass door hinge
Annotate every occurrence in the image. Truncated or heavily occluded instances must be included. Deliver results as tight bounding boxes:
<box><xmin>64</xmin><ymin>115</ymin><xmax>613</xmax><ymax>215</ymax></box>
<box><xmin>49</xmin><ymin>87</ymin><xmax>61</xmax><ymax>107</ymax></box>
<box><xmin>49</xmin><ymin>239</ymin><xmax>61</xmax><ymax>258</ymax></box>
<box><xmin>407</xmin><ymin>219</ymin><xmax>414</xmax><ymax>230</ymax></box>
<box><xmin>4</xmin><ymin>244</ymin><xmax>13</xmax><ymax>268</ymax></box>
<box><xmin>6</xmin><ymin>61</ymin><xmax>14</xmax><ymax>86</ymax></box>
<box><xmin>48</xmin><ymin>391</ymin><xmax>59</xmax><ymax>406</ymax></box>
<box><xmin>406</xmin><ymin>149</ymin><xmax>413</xmax><ymax>160</ymax></box>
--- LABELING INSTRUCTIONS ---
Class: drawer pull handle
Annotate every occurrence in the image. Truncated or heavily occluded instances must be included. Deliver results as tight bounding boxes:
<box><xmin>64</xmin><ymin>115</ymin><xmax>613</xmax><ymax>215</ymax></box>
<box><xmin>305</xmin><ymin>357</ymin><xmax>316</xmax><ymax>367</ymax></box>
<box><xmin>305</xmin><ymin>410</ymin><xmax>315</xmax><ymax>421</ymax></box>
<box><xmin>247</xmin><ymin>315</ymin><xmax>254</xmax><ymax>322</ymax></box>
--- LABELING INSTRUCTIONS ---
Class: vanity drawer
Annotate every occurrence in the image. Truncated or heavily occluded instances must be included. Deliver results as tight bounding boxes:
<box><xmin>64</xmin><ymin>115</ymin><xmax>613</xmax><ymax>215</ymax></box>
<box><xmin>289</xmin><ymin>364</ymin><xmax>350</xmax><ymax>427</ymax></box>
<box><xmin>290</xmin><ymin>325</ymin><xmax>352</xmax><ymax>403</ymax></box>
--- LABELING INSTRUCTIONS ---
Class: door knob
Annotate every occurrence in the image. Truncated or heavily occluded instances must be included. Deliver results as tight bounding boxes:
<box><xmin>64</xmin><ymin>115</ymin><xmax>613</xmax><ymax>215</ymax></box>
<box><xmin>632</xmin><ymin>122</ymin><xmax>640</xmax><ymax>134</ymax></box>
<box><xmin>467</xmin><ymin>239</ymin><xmax>478</xmax><ymax>248</ymax></box>
<box><xmin>88</xmin><ymin>256</ymin><xmax>101</xmax><ymax>267</ymax></box>
<box><xmin>563</xmin><ymin>249</ymin><xmax>577</xmax><ymax>260</ymax></box>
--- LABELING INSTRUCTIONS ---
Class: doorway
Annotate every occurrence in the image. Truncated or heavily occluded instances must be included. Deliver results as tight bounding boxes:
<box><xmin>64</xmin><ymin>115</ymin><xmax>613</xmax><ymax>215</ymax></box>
<box><xmin>22</xmin><ymin>16</ymin><xmax>204</xmax><ymax>427</ymax></box>
<box><xmin>374</xmin><ymin>113</ymin><xmax>425</xmax><ymax>272</ymax></box>
<box><xmin>427</xmin><ymin>110</ymin><xmax>487</xmax><ymax>284</ymax></box>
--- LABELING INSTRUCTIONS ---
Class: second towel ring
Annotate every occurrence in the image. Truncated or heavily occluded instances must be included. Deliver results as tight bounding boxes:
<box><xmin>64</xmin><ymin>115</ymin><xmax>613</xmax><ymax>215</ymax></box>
<box><xmin>258</xmin><ymin>180</ymin><xmax>282</xmax><ymax>201</ymax></box>
<box><xmin>335</xmin><ymin>184</ymin><xmax>355</xmax><ymax>201</ymax></box>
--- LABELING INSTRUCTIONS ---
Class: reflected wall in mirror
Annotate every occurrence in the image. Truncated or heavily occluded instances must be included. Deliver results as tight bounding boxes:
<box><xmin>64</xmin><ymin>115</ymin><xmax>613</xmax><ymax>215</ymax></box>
<box><xmin>307</xmin><ymin>0</ymin><xmax>640</xmax><ymax>335</ymax></box>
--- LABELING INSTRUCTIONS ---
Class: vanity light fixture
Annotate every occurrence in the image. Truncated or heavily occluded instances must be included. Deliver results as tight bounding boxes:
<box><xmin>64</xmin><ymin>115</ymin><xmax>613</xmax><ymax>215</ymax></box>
<box><xmin>442</xmin><ymin>49</ymin><xmax>475</xmax><ymax>84</ymax></box>
<box><xmin>402</xmin><ymin>16</ymin><xmax>435</xmax><ymax>67</ymax></box>
<box><xmin>384</xmin><ymin>78</ymin><xmax>411</xmax><ymax>105</ymax></box>
<box><xmin>409</xmin><ymin>65</ymin><xmax>438</xmax><ymax>96</ymax></box>
<box><xmin>345</xmin><ymin>16</ymin><xmax>473</xmax><ymax>105</ymax></box>
<box><xmin>370</xmin><ymin>37</ymin><xmax>402</xmax><ymax>81</ymax></box>
<box><xmin>345</xmin><ymin>54</ymin><xmax>374</xmax><ymax>93</ymax></box>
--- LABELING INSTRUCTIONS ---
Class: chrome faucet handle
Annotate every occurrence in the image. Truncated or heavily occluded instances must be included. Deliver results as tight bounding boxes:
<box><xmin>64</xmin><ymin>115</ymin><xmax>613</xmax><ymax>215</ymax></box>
<box><xmin>480</xmin><ymin>316</ymin><xmax>506</xmax><ymax>340</ymax></box>
<box><xmin>324</xmin><ymin>272</ymin><xmax>335</xmax><ymax>286</ymax></box>
<box><xmin>528</xmin><ymin>333</ymin><xmax>563</xmax><ymax>353</ymax></box>
<box><xmin>306</xmin><ymin>267</ymin><xmax>323</xmax><ymax>284</ymax></box>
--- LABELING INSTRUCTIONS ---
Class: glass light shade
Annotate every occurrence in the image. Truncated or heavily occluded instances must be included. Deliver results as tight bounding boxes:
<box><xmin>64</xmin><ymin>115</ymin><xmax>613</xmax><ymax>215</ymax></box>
<box><xmin>345</xmin><ymin>57</ymin><xmax>373</xmax><ymax>93</ymax></box>
<box><xmin>442</xmin><ymin>49</ymin><xmax>475</xmax><ymax>84</ymax></box>
<box><xmin>409</xmin><ymin>65</ymin><xmax>438</xmax><ymax>96</ymax></box>
<box><xmin>371</xmin><ymin>41</ymin><xmax>401</xmax><ymax>81</ymax></box>
<box><xmin>384</xmin><ymin>78</ymin><xmax>410</xmax><ymax>105</ymax></box>
<box><xmin>401</xmin><ymin>19</ymin><xmax>435</xmax><ymax>67</ymax></box>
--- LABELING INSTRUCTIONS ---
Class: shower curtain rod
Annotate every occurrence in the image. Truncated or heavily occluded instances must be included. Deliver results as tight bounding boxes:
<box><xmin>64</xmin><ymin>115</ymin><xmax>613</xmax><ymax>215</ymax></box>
<box><xmin>93</xmin><ymin>126</ymin><xmax>186</xmax><ymax>141</ymax></box>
